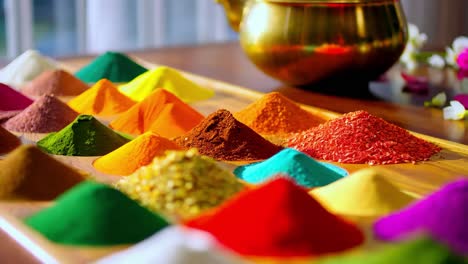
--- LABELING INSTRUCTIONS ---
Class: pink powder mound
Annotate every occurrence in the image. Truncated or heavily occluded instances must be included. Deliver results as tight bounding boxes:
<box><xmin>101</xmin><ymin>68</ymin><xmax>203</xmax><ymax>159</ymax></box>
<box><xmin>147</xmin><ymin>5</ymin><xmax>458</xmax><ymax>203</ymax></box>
<box><xmin>3</xmin><ymin>95</ymin><xmax>79</xmax><ymax>133</ymax></box>
<box><xmin>0</xmin><ymin>83</ymin><xmax>34</xmax><ymax>111</ymax></box>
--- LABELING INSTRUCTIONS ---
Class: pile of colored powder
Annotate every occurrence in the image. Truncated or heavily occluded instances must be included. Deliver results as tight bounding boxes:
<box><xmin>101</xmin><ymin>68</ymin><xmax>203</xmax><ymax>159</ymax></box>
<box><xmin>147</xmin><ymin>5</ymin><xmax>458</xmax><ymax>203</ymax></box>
<box><xmin>0</xmin><ymin>83</ymin><xmax>33</xmax><ymax>111</ymax></box>
<box><xmin>288</xmin><ymin>110</ymin><xmax>441</xmax><ymax>165</ymax></box>
<box><xmin>0</xmin><ymin>111</ymin><xmax>22</xmax><ymax>123</ymax></box>
<box><xmin>67</xmin><ymin>79</ymin><xmax>135</xmax><ymax>116</ymax></box>
<box><xmin>174</xmin><ymin>109</ymin><xmax>282</xmax><ymax>161</ymax></box>
<box><xmin>234</xmin><ymin>148</ymin><xmax>347</xmax><ymax>188</ymax></box>
<box><xmin>119</xmin><ymin>66</ymin><xmax>214</xmax><ymax>103</ymax></box>
<box><xmin>311</xmin><ymin>168</ymin><xmax>415</xmax><ymax>216</ymax></box>
<box><xmin>110</xmin><ymin>89</ymin><xmax>204</xmax><ymax>138</ymax></box>
<box><xmin>0</xmin><ymin>50</ymin><xmax>58</xmax><ymax>87</ymax></box>
<box><xmin>374</xmin><ymin>178</ymin><xmax>468</xmax><ymax>255</ymax></box>
<box><xmin>0</xmin><ymin>126</ymin><xmax>20</xmax><ymax>154</ymax></box>
<box><xmin>97</xmin><ymin>227</ymin><xmax>248</xmax><ymax>264</ymax></box>
<box><xmin>21</xmin><ymin>69</ymin><xmax>89</xmax><ymax>96</ymax></box>
<box><xmin>93</xmin><ymin>132</ymin><xmax>182</xmax><ymax>175</ymax></box>
<box><xmin>0</xmin><ymin>145</ymin><xmax>85</xmax><ymax>200</ymax></box>
<box><xmin>185</xmin><ymin>177</ymin><xmax>364</xmax><ymax>258</ymax></box>
<box><xmin>37</xmin><ymin>115</ymin><xmax>130</xmax><ymax>156</ymax></box>
<box><xmin>115</xmin><ymin>149</ymin><xmax>244</xmax><ymax>220</ymax></box>
<box><xmin>25</xmin><ymin>181</ymin><xmax>169</xmax><ymax>245</ymax></box>
<box><xmin>234</xmin><ymin>92</ymin><xmax>327</xmax><ymax>136</ymax></box>
<box><xmin>75</xmin><ymin>51</ymin><xmax>148</xmax><ymax>83</ymax></box>
<box><xmin>317</xmin><ymin>237</ymin><xmax>467</xmax><ymax>264</ymax></box>
<box><xmin>4</xmin><ymin>95</ymin><xmax>79</xmax><ymax>133</ymax></box>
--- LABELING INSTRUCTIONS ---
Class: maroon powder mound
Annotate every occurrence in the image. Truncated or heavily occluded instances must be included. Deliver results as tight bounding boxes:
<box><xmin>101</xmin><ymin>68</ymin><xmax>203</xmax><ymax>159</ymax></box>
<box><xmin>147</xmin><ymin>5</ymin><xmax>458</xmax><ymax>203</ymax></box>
<box><xmin>174</xmin><ymin>109</ymin><xmax>282</xmax><ymax>161</ymax></box>
<box><xmin>0</xmin><ymin>83</ymin><xmax>34</xmax><ymax>111</ymax></box>
<box><xmin>3</xmin><ymin>95</ymin><xmax>79</xmax><ymax>133</ymax></box>
<box><xmin>21</xmin><ymin>69</ymin><xmax>89</xmax><ymax>96</ymax></box>
<box><xmin>0</xmin><ymin>126</ymin><xmax>20</xmax><ymax>154</ymax></box>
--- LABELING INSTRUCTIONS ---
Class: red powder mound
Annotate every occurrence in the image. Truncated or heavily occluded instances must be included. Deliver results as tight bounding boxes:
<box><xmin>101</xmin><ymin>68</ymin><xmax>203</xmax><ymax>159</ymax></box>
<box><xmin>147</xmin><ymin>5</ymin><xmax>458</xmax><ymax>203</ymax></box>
<box><xmin>288</xmin><ymin>111</ymin><xmax>441</xmax><ymax>165</ymax></box>
<box><xmin>0</xmin><ymin>126</ymin><xmax>20</xmax><ymax>154</ymax></box>
<box><xmin>21</xmin><ymin>69</ymin><xmax>88</xmax><ymax>96</ymax></box>
<box><xmin>185</xmin><ymin>177</ymin><xmax>364</xmax><ymax>258</ymax></box>
<box><xmin>0</xmin><ymin>83</ymin><xmax>33</xmax><ymax>111</ymax></box>
<box><xmin>4</xmin><ymin>95</ymin><xmax>79</xmax><ymax>133</ymax></box>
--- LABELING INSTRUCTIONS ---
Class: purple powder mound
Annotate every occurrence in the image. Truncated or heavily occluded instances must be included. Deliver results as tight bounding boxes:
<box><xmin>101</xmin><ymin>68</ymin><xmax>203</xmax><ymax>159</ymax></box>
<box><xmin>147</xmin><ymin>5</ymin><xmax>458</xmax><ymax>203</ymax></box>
<box><xmin>3</xmin><ymin>95</ymin><xmax>79</xmax><ymax>133</ymax></box>
<box><xmin>373</xmin><ymin>178</ymin><xmax>468</xmax><ymax>255</ymax></box>
<box><xmin>0</xmin><ymin>83</ymin><xmax>34</xmax><ymax>111</ymax></box>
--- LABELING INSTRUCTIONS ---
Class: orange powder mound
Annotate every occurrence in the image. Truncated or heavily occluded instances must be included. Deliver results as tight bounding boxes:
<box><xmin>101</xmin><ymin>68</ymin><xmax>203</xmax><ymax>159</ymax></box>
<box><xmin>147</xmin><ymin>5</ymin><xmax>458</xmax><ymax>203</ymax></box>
<box><xmin>21</xmin><ymin>69</ymin><xmax>89</xmax><ymax>96</ymax></box>
<box><xmin>93</xmin><ymin>132</ymin><xmax>182</xmax><ymax>175</ymax></box>
<box><xmin>67</xmin><ymin>79</ymin><xmax>135</xmax><ymax>116</ymax></box>
<box><xmin>234</xmin><ymin>92</ymin><xmax>328</xmax><ymax>135</ymax></box>
<box><xmin>0</xmin><ymin>126</ymin><xmax>20</xmax><ymax>154</ymax></box>
<box><xmin>109</xmin><ymin>89</ymin><xmax>204</xmax><ymax>138</ymax></box>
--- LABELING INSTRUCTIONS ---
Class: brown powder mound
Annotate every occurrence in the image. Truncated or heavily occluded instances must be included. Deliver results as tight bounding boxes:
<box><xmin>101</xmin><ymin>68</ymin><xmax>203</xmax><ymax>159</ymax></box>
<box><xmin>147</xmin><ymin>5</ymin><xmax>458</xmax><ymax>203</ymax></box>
<box><xmin>4</xmin><ymin>95</ymin><xmax>79</xmax><ymax>133</ymax></box>
<box><xmin>0</xmin><ymin>126</ymin><xmax>20</xmax><ymax>154</ymax></box>
<box><xmin>174</xmin><ymin>109</ymin><xmax>282</xmax><ymax>161</ymax></box>
<box><xmin>234</xmin><ymin>92</ymin><xmax>328</xmax><ymax>135</ymax></box>
<box><xmin>21</xmin><ymin>69</ymin><xmax>89</xmax><ymax>96</ymax></box>
<box><xmin>0</xmin><ymin>145</ymin><xmax>86</xmax><ymax>200</ymax></box>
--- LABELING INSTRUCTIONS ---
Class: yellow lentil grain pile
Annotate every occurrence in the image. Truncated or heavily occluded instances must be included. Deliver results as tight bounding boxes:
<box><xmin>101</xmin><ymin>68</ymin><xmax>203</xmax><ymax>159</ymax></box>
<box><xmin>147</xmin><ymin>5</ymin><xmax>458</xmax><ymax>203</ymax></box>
<box><xmin>115</xmin><ymin>149</ymin><xmax>244</xmax><ymax>220</ymax></box>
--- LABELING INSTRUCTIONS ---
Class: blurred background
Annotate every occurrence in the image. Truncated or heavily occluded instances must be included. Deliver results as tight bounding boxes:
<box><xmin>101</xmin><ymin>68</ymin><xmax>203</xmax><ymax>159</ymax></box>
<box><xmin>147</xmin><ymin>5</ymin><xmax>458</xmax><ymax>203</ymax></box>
<box><xmin>0</xmin><ymin>0</ymin><xmax>466</xmax><ymax>59</ymax></box>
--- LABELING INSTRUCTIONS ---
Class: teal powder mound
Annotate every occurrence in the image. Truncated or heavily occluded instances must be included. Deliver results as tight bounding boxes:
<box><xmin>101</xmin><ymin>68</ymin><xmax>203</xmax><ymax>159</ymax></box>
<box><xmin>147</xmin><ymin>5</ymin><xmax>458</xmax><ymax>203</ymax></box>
<box><xmin>37</xmin><ymin>115</ymin><xmax>130</xmax><ymax>156</ymax></box>
<box><xmin>234</xmin><ymin>148</ymin><xmax>347</xmax><ymax>188</ymax></box>
<box><xmin>317</xmin><ymin>237</ymin><xmax>468</xmax><ymax>264</ymax></box>
<box><xmin>25</xmin><ymin>181</ymin><xmax>170</xmax><ymax>246</ymax></box>
<box><xmin>75</xmin><ymin>51</ymin><xmax>148</xmax><ymax>83</ymax></box>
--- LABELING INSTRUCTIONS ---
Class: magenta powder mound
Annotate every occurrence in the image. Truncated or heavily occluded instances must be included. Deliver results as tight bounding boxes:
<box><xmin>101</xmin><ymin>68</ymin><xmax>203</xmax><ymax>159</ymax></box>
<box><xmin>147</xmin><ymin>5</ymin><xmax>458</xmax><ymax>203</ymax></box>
<box><xmin>0</xmin><ymin>83</ymin><xmax>33</xmax><ymax>111</ymax></box>
<box><xmin>373</xmin><ymin>178</ymin><xmax>468</xmax><ymax>255</ymax></box>
<box><xmin>3</xmin><ymin>95</ymin><xmax>79</xmax><ymax>133</ymax></box>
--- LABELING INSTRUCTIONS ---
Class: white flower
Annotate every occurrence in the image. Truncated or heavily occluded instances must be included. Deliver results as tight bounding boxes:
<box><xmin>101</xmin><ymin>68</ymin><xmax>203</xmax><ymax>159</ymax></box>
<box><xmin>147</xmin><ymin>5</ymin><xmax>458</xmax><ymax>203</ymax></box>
<box><xmin>428</xmin><ymin>54</ymin><xmax>446</xmax><ymax>69</ymax></box>
<box><xmin>400</xmin><ymin>24</ymin><xmax>427</xmax><ymax>70</ymax></box>
<box><xmin>445</xmin><ymin>36</ymin><xmax>468</xmax><ymax>67</ymax></box>
<box><xmin>443</xmin><ymin>101</ymin><xmax>466</xmax><ymax>120</ymax></box>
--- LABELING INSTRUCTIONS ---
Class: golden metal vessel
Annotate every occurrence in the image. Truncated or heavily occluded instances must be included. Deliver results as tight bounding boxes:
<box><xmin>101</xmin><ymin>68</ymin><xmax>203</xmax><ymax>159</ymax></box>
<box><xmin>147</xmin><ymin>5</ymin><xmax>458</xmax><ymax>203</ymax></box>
<box><xmin>217</xmin><ymin>0</ymin><xmax>408</xmax><ymax>86</ymax></box>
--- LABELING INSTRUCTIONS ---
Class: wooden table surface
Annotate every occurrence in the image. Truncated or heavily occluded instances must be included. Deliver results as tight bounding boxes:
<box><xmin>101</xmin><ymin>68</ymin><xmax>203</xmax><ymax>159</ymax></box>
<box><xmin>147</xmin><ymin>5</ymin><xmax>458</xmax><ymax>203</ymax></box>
<box><xmin>72</xmin><ymin>42</ymin><xmax>465</xmax><ymax>145</ymax></box>
<box><xmin>2</xmin><ymin>42</ymin><xmax>468</xmax><ymax>263</ymax></box>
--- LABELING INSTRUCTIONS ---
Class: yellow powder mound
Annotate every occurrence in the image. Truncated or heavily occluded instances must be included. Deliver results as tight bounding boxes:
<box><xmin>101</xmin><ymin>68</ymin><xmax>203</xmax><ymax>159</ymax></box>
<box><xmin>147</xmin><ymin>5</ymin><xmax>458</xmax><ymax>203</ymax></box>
<box><xmin>67</xmin><ymin>79</ymin><xmax>135</xmax><ymax>116</ymax></box>
<box><xmin>118</xmin><ymin>66</ymin><xmax>214</xmax><ymax>103</ymax></box>
<box><xmin>109</xmin><ymin>89</ymin><xmax>204</xmax><ymax>138</ymax></box>
<box><xmin>310</xmin><ymin>168</ymin><xmax>415</xmax><ymax>217</ymax></box>
<box><xmin>93</xmin><ymin>132</ymin><xmax>182</xmax><ymax>175</ymax></box>
<box><xmin>234</xmin><ymin>92</ymin><xmax>328</xmax><ymax>135</ymax></box>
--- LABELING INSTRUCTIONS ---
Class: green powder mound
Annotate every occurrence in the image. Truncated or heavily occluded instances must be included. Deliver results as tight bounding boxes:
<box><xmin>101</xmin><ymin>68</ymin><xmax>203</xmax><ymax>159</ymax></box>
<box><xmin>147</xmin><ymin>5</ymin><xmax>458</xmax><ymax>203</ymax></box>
<box><xmin>75</xmin><ymin>51</ymin><xmax>148</xmax><ymax>83</ymax></box>
<box><xmin>37</xmin><ymin>115</ymin><xmax>130</xmax><ymax>156</ymax></box>
<box><xmin>25</xmin><ymin>181</ymin><xmax>169</xmax><ymax>246</ymax></box>
<box><xmin>317</xmin><ymin>237</ymin><xmax>468</xmax><ymax>264</ymax></box>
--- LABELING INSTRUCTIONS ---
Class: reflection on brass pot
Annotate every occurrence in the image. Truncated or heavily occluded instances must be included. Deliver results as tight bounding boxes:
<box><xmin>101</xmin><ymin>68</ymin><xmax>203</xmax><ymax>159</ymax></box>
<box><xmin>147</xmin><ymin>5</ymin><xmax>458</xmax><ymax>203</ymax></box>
<box><xmin>218</xmin><ymin>0</ymin><xmax>408</xmax><ymax>86</ymax></box>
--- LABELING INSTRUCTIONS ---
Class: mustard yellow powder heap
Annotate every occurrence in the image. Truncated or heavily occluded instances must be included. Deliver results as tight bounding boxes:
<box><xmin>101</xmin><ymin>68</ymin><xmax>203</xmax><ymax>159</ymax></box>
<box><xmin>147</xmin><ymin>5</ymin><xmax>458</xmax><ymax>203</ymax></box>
<box><xmin>310</xmin><ymin>168</ymin><xmax>415</xmax><ymax>217</ymax></box>
<box><xmin>115</xmin><ymin>149</ymin><xmax>245</xmax><ymax>220</ymax></box>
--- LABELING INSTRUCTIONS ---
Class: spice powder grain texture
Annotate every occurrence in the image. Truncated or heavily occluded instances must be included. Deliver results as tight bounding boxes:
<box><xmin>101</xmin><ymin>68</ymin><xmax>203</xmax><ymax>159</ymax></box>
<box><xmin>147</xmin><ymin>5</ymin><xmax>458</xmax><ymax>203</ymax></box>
<box><xmin>288</xmin><ymin>111</ymin><xmax>441</xmax><ymax>165</ymax></box>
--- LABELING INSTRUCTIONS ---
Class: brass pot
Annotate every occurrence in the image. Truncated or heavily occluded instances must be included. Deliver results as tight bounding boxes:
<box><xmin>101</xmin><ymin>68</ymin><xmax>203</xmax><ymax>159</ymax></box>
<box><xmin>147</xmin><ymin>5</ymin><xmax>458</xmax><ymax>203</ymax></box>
<box><xmin>218</xmin><ymin>0</ymin><xmax>408</xmax><ymax>86</ymax></box>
